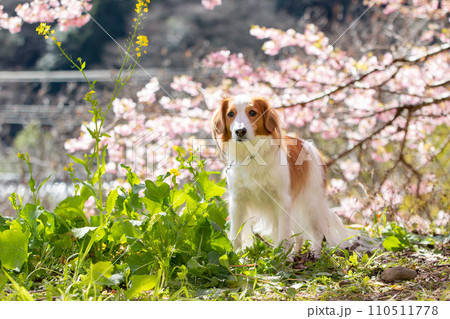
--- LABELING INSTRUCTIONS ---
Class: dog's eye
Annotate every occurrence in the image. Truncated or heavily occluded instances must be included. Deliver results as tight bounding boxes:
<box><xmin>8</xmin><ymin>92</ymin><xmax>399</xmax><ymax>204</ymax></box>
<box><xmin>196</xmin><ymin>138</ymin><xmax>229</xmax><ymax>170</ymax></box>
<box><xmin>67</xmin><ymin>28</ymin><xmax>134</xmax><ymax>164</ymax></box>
<box><xmin>248</xmin><ymin>110</ymin><xmax>257</xmax><ymax>117</ymax></box>
<box><xmin>227</xmin><ymin>111</ymin><xmax>235</xmax><ymax>118</ymax></box>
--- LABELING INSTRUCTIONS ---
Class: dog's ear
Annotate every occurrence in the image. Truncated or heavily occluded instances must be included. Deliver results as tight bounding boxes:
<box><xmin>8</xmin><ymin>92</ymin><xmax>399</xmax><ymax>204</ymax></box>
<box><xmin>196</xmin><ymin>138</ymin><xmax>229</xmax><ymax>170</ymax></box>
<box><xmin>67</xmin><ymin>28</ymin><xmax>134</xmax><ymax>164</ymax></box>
<box><xmin>211</xmin><ymin>97</ymin><xmax>229</xmax><ymax>140</ymax></box>
<box><xmin>254</xmin><ymin>98</ymin><xmax>281</xmax><ymax>139</ymax></box>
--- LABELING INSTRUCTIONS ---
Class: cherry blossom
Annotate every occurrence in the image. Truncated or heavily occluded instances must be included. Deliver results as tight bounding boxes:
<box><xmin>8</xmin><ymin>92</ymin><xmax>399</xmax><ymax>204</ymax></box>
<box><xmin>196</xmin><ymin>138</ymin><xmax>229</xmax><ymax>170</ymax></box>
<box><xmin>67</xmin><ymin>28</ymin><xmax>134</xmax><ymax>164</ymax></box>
<box><xmin>201</xmin><ymin>0</ymin><xmax>222</xmax><ymax>10</ymax></box>
<box><xmin>0</xmin><ymin>0</ymin><xmax>92</xmax><ymax>33</ymax></box>
<box><xmin>137</xmin><ymin>78</ymin><xmax>160</xmax><ymax>105</ymax></box>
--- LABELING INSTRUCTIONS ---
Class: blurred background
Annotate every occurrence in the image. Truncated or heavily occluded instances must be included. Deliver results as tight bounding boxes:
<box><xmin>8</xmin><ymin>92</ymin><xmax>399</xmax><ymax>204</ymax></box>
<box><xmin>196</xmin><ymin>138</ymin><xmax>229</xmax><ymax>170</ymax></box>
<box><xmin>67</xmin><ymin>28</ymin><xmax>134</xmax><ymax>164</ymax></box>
<box><xmin>0</xmin><ymin>0</ymin><xmax>443</xmax><ymax>219</ymax></box>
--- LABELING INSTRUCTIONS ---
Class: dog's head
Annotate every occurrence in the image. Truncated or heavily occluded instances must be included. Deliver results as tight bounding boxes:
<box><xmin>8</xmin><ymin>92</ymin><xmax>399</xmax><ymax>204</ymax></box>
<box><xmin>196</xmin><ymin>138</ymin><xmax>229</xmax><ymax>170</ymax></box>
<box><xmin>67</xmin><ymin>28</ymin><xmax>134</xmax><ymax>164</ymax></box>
<box><xmin>211</xmin><ymin>95</ymin><xmax>281</xmax><ymax>143</ymax></box>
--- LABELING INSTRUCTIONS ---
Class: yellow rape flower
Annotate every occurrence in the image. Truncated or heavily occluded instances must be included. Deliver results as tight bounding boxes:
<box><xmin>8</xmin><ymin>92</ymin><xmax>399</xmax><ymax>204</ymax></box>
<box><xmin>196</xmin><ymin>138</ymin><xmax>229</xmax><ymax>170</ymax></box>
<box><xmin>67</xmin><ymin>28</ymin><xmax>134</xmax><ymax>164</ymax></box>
<box><xmin>135</xmin><ymin>0</ymin><xmax>148</xmax><ymax>13</ymax></box>
<box><xmin>64</xmin><ymin>162</ymin><xmax>74</xmax><ymax>172</ymax></box>
<box><xmin>136</xmin><ymin>35</ymin><xmax>149</xmax><ymax>47</ymax></box>
<box><xmin>170</xmin><ymin>168</ymin><xmax>181</xmax><ymax>176</ymax></box>
<box><xmin>36</xmin><ymin>23</ymin><xmax>50</xmax><ymax>35</ymax></box>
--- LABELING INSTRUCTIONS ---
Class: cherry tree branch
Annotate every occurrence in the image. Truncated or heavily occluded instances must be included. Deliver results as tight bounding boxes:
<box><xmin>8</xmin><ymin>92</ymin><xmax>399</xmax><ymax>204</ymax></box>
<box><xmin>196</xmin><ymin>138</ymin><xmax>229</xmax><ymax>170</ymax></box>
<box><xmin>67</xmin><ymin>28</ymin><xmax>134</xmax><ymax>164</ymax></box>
<box><xmin>326</xmin><ymin>91</ymin><xmax>450</xmax><ymax>166</ymax></box>
<box><xmin>279</xmin><ymin>43</ymin><xmax>450</xmax><ymax>109</ymax></box>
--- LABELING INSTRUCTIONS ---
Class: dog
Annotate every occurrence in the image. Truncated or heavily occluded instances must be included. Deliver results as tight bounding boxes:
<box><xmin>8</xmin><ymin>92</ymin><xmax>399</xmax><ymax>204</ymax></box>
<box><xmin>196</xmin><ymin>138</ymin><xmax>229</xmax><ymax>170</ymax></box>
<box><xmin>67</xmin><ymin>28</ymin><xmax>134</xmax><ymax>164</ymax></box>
<box><xmin>211</xmin><ymin>95</ymin><xmax>354</xmax><ymax>256</ymax></box>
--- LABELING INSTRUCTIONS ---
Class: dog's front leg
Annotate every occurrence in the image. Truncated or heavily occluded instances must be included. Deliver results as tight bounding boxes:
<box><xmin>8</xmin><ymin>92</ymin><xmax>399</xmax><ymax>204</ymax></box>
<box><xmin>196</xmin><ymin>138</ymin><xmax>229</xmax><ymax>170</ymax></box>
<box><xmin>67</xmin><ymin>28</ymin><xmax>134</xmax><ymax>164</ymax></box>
<box><xmin>229</xmin><ymin>197</ymin><xmax>250</xmax><ymax>250</ymax></box>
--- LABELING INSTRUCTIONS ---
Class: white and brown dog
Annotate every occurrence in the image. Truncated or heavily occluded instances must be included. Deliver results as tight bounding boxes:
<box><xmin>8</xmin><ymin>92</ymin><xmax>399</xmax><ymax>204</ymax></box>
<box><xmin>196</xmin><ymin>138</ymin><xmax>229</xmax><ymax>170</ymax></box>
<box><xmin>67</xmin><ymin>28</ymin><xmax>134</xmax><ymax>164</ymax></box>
<box><xmin>212</xmin><ymin>95</ymin><xmax>354</xmax><ymax>255</ymax></box>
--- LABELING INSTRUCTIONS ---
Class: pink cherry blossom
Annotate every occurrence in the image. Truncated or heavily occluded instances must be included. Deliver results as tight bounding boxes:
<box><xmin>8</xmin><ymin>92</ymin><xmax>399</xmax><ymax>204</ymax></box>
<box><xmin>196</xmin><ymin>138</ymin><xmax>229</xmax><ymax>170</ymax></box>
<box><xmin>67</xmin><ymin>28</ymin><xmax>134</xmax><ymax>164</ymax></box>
<box><xmin>339</xmin><ymin>159</ymin><xmax>361</xmax><ymax>181</ymax></box>
<box><xmin>201</xmin><ymin>0</ymin><xmax>222</xmax><ymax>10</ymax></box>
<box><xmin>0</xmin><ymin>5</ymin><xmax>22</xmax><ymax>33</ymax></box>
<box><xmin>137</xmin><ymin>78</ymin><xmax>160</xmax><ymax>105</ymax></box>
<box><xmin>0</xmin><ymin>0</ymin><xmax>92</xmax><ymax>33</ymax></box>
<box><xmin>170</xmin><ymin>75</ymin><xmax>201</xmax><ymax>96</ymax></box>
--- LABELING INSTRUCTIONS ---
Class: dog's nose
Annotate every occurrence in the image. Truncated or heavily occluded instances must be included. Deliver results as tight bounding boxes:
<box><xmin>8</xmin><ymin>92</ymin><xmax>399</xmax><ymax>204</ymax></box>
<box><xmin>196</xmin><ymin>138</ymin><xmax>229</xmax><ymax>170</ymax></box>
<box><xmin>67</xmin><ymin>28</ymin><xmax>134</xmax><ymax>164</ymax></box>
<box><xmin>235</xmin><ymin>128</ymin><xmax>247</xmax><ymax>138</ymax></box>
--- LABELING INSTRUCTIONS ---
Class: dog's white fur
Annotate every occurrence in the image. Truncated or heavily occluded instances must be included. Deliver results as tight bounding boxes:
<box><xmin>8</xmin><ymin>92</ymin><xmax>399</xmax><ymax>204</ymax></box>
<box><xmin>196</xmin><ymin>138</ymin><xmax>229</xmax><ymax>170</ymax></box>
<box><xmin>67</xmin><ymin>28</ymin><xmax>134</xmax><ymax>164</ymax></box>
<box><xmin>212</xmin><ymin>95</ymin><xmax>354</xmax><ymax>255</ymax></box>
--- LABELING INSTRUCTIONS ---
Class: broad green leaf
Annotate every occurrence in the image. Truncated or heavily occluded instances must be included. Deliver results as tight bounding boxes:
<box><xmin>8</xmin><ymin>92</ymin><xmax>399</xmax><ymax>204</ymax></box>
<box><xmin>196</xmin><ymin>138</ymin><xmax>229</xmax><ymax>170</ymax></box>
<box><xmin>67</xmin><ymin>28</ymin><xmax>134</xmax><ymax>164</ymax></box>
<box><xmin>140</xmin><ymin>197</ymin><xmax>162</xmax><ymax>215</ymax></box>
<box><xmin>170</xmin><ymin>188</ymin><xmax>187</xmax><ymax>210</ymax></box>
<box><xmin>93</xmin><ymin>227</ymin><xmax>106</xmax><ymax>242</ymax></box>
<box><xmin>144</xmin><ymin>180</ymin><xmax>170</xmax><ymax>204</ymax></box>
<box><xmin>126</xmin><ymin>254</ymin><xmax>154</xmax><ymax>273</ymax></box>
<box><xmin>210</xmin><ymin>235</ymin><xmax>233</xmax><ymax>253</ymax></box>
<box><xmin>187</xmin><ymin>258</ymin><xmax>206</xmax><ymax>274</ymax></box>
<box><xmin>106</xmin><ymin>189</ymin><xmax>118</xmax><ymax>214</ymax></box>
<box><xmin>80</xmin><ymin>261</ymin><xmax>114</xmax><ymax>286</ymax></box>
<box><xmin>206</xmin><ymin>202</ymin><xmax>228</xmax><ymax>229</ymax></box>
<box><xmin>195</xmin><ymin>217</ymin><xmax>212</xmax><ymax>250</ymax></box>
<box><xmin>0</xmin><ymin>222</ymin><xmax>29</xmax><ymax>271</ymax></box>
<box><xmin>110</xmin><ymin>220</ymin><xmax>141</xmax><ymax>241</ymax></box>
<box><xmin>54</xmin><ymin>195</ymin><xmax>89</xmax><ymax>222</ymax></box>
<box><xmin>185</xmin><ymin>190</ymin><xmax>207</xmax><ymax>215</ymax></box>
<box><xmin>125</xmin><ymin>275</ymin><xmax>157</xmax><ymax>299</ymax></box>
<box><xmin>196</xmin><ymin>171</ymin><xmax>225</xmax><ymax>200</ymax></box>
<box><xmin>19</xmin><ymin>203</ymin><xmax>44</xmax><ymax>233</ymax></box>
<box><xmin>383</xmin><ymin>236</ymin><xmax>404</xmax><ymax>251</ymax></box>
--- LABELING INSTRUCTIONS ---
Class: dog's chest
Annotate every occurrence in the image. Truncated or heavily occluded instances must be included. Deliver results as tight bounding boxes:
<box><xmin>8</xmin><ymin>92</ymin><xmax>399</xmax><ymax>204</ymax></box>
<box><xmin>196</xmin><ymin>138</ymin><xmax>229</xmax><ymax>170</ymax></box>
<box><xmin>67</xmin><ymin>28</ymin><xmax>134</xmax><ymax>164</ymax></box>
<box><xmin>226</xmin><ymin>152</ymin><xmax>290</xmax><ymax>202</ymax></box>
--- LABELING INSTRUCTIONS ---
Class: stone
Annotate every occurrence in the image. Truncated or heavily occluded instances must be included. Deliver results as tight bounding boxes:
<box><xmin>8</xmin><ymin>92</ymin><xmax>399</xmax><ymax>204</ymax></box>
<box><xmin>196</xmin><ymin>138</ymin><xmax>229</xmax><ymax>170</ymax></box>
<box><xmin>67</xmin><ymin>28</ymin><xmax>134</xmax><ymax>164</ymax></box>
<box><xmin>381</xmin><ymin>266</ymin><xmax>417</xmax><ymax>282</ymax></box>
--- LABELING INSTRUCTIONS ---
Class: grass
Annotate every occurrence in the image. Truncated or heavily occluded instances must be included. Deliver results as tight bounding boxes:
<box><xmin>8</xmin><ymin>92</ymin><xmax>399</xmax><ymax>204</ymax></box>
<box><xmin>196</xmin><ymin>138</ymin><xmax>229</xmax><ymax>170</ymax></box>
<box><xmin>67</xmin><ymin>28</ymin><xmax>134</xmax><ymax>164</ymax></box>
<box><xmin>1</xmin><ymin>183</ymin><xmax>448</xmax><ymax>302</ymax></box>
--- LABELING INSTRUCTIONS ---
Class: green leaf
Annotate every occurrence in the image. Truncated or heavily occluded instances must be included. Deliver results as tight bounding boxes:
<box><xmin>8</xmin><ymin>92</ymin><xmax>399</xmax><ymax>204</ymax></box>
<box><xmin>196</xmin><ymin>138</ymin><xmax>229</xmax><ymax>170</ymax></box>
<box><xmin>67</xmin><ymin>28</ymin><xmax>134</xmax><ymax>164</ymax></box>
<box><xmin>19</xmin><ymin>203</ymin><xmax>44</xmax><ymax>233</ymax></box>
<box><xmin>28</xmin><ymin>178</ymin><xmax>36</xmax><ymax>192</ymax></box>
<box><xmin>121</xmin><ymin>164</ymin><xmax>140</xmax><ymax>187</ymax></box>
<box><xmin>85</xmin><ymin>125</ymin><xmax>96</xmax><ymax>139</ymax></box>
<box><xmin>206</xmin><ymin>201</ymin><xmax>228</xmax><ymax>229</ymax></box>
<box><xmin>110</xmin><ymin>220</ymin><xmax>141</xmax><ymax>241</ymax></box>
<box><xmin>140</xmin><ymin>197</ymin><xmax>162</xmax><ymax>215</ymax></box>
<box><xmin>196</xmin><ymin>171</ymin><xmax>225</xmax><ymax>200</ymax></box>
<box><xmin>0</xmin><ymin>222</ymin><xmax>29</xmax><ymax>271</ymax></box>
<box><xmin>219</xmin><ymin>254</ymin><xmax>230</xmax><ymax>270</ymax></box>
<box><xmin>361</xmin><ymin>253</ymin><xmax>369</xmax><ymax>264</ymax></box>
<box><xmin>0</xmin><ymin>215</ymin><xmax>8</xmax><ymax>232</ymax></box>
<box><xmin>80</xmin><ymin>261</ymin><xmax>114</xmax><ymax>286</ymax></box>
<box><xmin>187</xmin><ymin>258</ymin><xmax>207</xmax><ymax>275</ymax></box>
<box><xmin>170</xmin><ymin>188</ymin><xmax>187</xmax><ymax>210</ymax></box>
<box><xmin>144</xmin><ymin>180</ymin><xmax>170</xmax><ymax>204</ymax></box>
<box><xmin>55</xmin><ymin>196</ymin><xmax>88</xmax><ymax>219</ymax></box>
<box><xmin>37</xmin><ymin>173</ymin><xmax>52</xmax><ymax>193</ymax></box>
<box><xmin>125</xmin><ymin>275</ymin><xmax>157</xmax><ymax>299</ymax></box>
<box><xmin>106</xmin><ymin>189</ymin><xmax>118</xmax><ymax>214</ymax></box>
<box><xmin>53</xmin><ymin>195</ymin><xmax>89</xmax><ymax>233</ymax></box>
<box><xmin>210</xmin><ymin>235</ymin><xmax>233</xmax><ymax>253</ymax></box>
<box><xmin>71</xmin><ymin>226</ymin><xmax>98</xmax><ymax>239</ymax></box>
<box><xmin>383</xmin><ymin>236</ymin><xmax>404</xmax><ymax>251</ymax></box>
<box><xmin>80</xmin><ymin>182</ymin><xmax>96</xmax><ymax>199</ymax></box>
<box><xmin>67</xmin><ymin>154</ymin><xmax>87</xmax><ymax>167</ymax></box>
